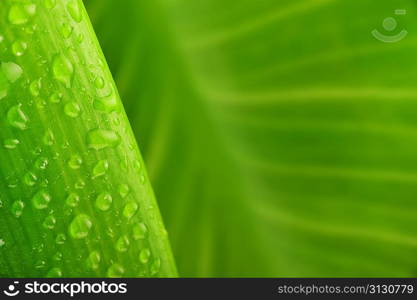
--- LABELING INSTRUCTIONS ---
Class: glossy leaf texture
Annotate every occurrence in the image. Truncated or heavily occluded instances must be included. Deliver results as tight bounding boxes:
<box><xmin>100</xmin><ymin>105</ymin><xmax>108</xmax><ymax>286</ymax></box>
<box><xmin>0</xmin><ymin>0</ymin><xmax>176</xmax><ymax>277</ymax></box>
<box><xmin>87</xmin><ymin>0</ymin><xmax>417</xmax><ymax>276</ymax></box>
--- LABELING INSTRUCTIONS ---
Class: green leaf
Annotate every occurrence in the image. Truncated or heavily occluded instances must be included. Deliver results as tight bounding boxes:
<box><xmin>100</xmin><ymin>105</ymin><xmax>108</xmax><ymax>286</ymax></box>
<box><xmin>0</xmin><ymin>0</ymin><xmax>176</xmax><ymax>277</ymax></box>
<box><xmin>88</xmin><ymin>0</ymin><xmax>417</xmax><ymax>276</ymax></box>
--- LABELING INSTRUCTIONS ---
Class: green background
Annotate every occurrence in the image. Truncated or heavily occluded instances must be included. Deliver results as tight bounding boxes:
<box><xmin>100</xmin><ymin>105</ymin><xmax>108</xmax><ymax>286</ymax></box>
<box><xmin>86</xmin><ymin>0</ymin><xmax>417</xmax><ymax>277</ymax></box>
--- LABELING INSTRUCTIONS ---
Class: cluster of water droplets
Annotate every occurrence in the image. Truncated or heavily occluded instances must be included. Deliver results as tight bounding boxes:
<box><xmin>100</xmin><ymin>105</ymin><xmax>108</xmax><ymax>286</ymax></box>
<box><xmin>0</xmin><ymin>0</ymin><xmax>163</xmax><ymax>278</ymax></box>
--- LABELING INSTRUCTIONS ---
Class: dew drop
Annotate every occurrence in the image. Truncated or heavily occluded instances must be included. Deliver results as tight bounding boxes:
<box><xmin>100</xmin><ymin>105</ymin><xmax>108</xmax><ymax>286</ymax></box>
<box><xmin>8</xmin><ymin>4</ymin><xmax>36</xmax><ymax>25</ymax></box>
<box><xmin>68</xmin><ymin>154</ymin><xmax>82</xmax><ymax>169</ymax></box>
<box><xmin>49</xmin><ymin>92</ymin><xmax>63</xmax><ymax>103</ymax></box>
<box><xmin>64</xmin><ymin>102</ymin><xmax>80</xmax><ymax>118</ymax></box>
<box><xmin>123</xmin><ymin>200</ymin><xmax>138</xmax><ymax>219</ymax></box>
<box><xmin>31</xmin><ymin>189</ymin><xmax>51</xmax><ymax>209</ymax></box>
<box><xmin>87</xmin><ymin>129</ymin><xmax>120</xmax><ymax>150</ymax></box>
<box><xmin>66</xmin><ymin>193</ymin><xmax>80</xmax><ymax>207</ymax></box>
<box><xmin>92</xmin><ymin>160</ymin><xmax>109</xmax><ymax>178</ymax></box>
<box><xmin>115</xmin><ymin>235</ymin><xmax>130</xmax><ymax>253</ymax></box>
<box><xmin>95</xmin><ymin>192</ymin><xmax>112</xmax><ymax>211</ymax></box>
<box><xmin>43</xmin><ymin>129</ymin><xmax>54</xmax><ymax>146</ymax></box>
<box><xmin>44</xmin><ymin>0</ymin><xmax>56</xmax><ymax>10</ymax></box>
<box><xmin>69</xmin><ymin>214</ymin><xmax>92</xmax><ymax>239</ymax></box>
<box><xmin>74</xmin><ymin>179</ymin><xmax>85</xmax><ymax>190</ymax></box>
<box><xmin>35</xmin><ymin>260</ymin><xmax>46</xmax><ymax>269</ymax></box>
<box><xmin>23</xmin><ymin>171</ymin><xmax>37</xmax><ymax>186</ymax></box>
<box><xmin>52</xmin><ymin>54</ymin><xmax>73</xmax><ymax>88</ymax></box>
<box><xmin>11</xmin><ymin>200</ymin><xmax>24</xmax><ymax>218</ymax></box>
<box><xmin>67</xmin><ymin>0</ymin><xmax>82</xmax><ymax>22</ymax></box>
<box><xmin>150</xmin><ymin>258</ymin><xmax>161</xmax><ymax>275</ymax></box>
<box><xmin>93</xmin><ymin>94</ymin><xmax>118</xmax><ymax>113</ymax></box>
<box><xmin>94</xmin><ymin>76</ymin><xmax>104</xmax><ymax>88</ymax></box>
<box><xmin>139</xmin><ymin>248</ymin><xmax>151</xmax><ymax>264</ymax></box>
<box><xmin>133</xmin><ymin>223</ymin><xmax>148</xmax><ymax>240</ymax></box>
<box><xmin>60</xmin><ymin>23</ymin><xmax>73</xmax><ymax>39</ymax></box>
<box><xmin>107</xmin><ymin>263</ymin><xmax>124</xmax><ymax>278</ymax></box>
<box><xmin>77</xmin><ymin>33</ymin><xmax>84</xmax><ymax>43</ymax></box>
<box><xmin>0</xmin><ymin>239</ymin><xmax>5</xmax><ymax>247</ymax></box>
<box><xmin>7</xmin><ymin>178</ymin><xmax>18</xmax><ymax>189</ymax></box>
<box><xmin>118</xmin><ymin>184</ymin><xmax>130</xmax><ymax>198</ymax></box>
<box><xmin>86</xmin><ymin>251</ymin><xmax>101</xmax><ymax>270</ymax></box>
<box><xmin>2</xmin><ymin>62</ymin><xmax>23</xmax><ymax>83</ymax></box>
<box><xmin>43</xmin><ymin>215</ymin><xmax>56</xmax><ymax>229</ymax></box>
<box><xmin>12</xmin><ymin>40</ymin><xmax>27</xmax><ymax>56</ymax></box>
<box><xmin>55</xmin><ymin>233</ymin><xmax>66</xmax><ymax>244</ymax></box>
<box><xmin>3</xmin><ymin>139</ymin><xmax>20</xmax><ymax>150</ymax></box>
<box><xmin>35</xmin><ymin>156</ymin><xmax>49</xmax><ymax>170</ymax></box>
<box><xmin>46</xmin><ymin>267</ymin><xmax>62</xmax><ymax>277</ymax></box>
<box><xmin>7</xmin><ymin>104</ymin><xmax>28</xmax><ymax>130</ymax></box>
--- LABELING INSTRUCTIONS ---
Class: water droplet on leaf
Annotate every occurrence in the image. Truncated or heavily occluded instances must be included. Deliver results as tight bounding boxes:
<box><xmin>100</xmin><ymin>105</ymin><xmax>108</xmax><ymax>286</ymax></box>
<box><xmin>87</xmin><ymin>129</ymin><xmax>120</xmax><ymax>150</ymax></box>
<box><xmin>69</xmin><ymin>214</ymin><xmax>92</xmax><ymax>239</ymax></box>
<box><xmin>7</xmin><ymin>104</ymin><xmax>28</xmax><ymax>130</ymax></box>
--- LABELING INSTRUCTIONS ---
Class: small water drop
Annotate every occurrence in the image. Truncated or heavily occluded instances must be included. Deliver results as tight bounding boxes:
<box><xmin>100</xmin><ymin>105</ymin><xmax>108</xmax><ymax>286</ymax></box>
<box><xmin>11</xmin><ymin>200</ymin><xmax>24</xmax><ymax>217</ymax></box>
<box><xmin>35</xmin><ymin>156</ymin><xmax>49</xmax><ymax>170</ymax></box>
<box><xmin>44</xmin><ymin>0</ymin><xmax>57</xmax><ymax>10</ymax></box>
<box><xmin>69</xmin><ymin>214</ymin><xmax>92</xmax><ymax>239</ymax></box>
<box><xmin>67</xmin><ymin>0</ymin><xmax>82</xmax><ymax>23</ymax></box>
<box><xmin>87</xmin><ymin>129</ymin><xmax>120</xmax><ymax>150</ymax></box>
<box><xmin>94</xmin><ymin>76</ymin><xmax>104</xmax><ymax>88</ymax></box>
<box><xmin>2</xmin><ymin>62</ymin><xmax>23</xmax><ymax>82</ymax></box>
<box><xmin>123</xmin><ymin>200</ymin><xmax>138</xmax><ymax>219</ymax></box>
<box><xmin>46</xmin><ymin>267</ymin><xmax>62</xmax><ymax>278</ymax></box>
<box><xmin>29</xmin><ymin>78</ymin><xmax>41</xmax><ymax>97</ymax></box>
<box><xmin>74</xmin><ymin>179</ymin><xmax>85</xmax><ymax>189</ymax></box>
<box><xmin>150</xmin><ymin>258</ymin><xmax>161</xmax><ymax>275</ymax></box>
<box><xmin>77</xmin><ymin>33</ymin><xmax>84</xmax><ymax>44</ymax></box>
<box><xmin>7</xmin><ymin>104</ymin><xmax>28</xmax><ymax>130</ymax></box>
<box><xmin>86</xmin><ymin>251</ymin><xmax>101</xmax><ymax>270</ymax></box>
<box><xmin>35</xmin><ymin>260</ymin><xmax>46</xmax><ymax>269</ymax></box>
<box><xmin>64</xmin><ymin>102</ymin><xmax>80</xmax><ymax>118</ymax></box>
<box><xmin>95</xmin><ymin>192</ymin><xmax>112</xmax><ymax>211</ymax></box>
<box><xmin>52</xmin><ymin>54</ymin><xmax>73</xmax><ymax>88</ymax></box>
<box><xmin>132</xmin><ymin>223</ymin><xmax>148</xmax><ymax>240</ymax></box>
<box><xmin>43</xmin><ymin>215</ymin><xmax>56</xmax><ymax>229</ymax></box>
<box><xmin>139</xmin><ymin>248</ymin><xmax>151</xmax><ymax>264</ymax></box>
<box><xmin>92</xmin><ymin>160</ymin><xmax>109</xmax><ymax>178</ymax></box>
<box><xmin>53</xmin><ymin>251</ymin><xmax>63</xmax><ymax>261</ymax></box>
<box><xmin>55</xmin><ymin>233</ymin><xmax>66</xmax><ymax>244</ymax></box>
<box><xmin>66</xmin><ymin>192</ymin><xmax>80</xmax><ymax>207</ymax></box>
<box><xmin>31</xmin><ymin>189</ymin><xmax>51</xmax><ymax>209</ymax></box>
<box><xmin>107</xmin><ymin>263</ymin><xmax>124</xmax><ymax>278</ymax></box>
<box><xmin>43</xmin><ymin>129</ymin><xmax>54</xmax><ymax>146</ymax></box>
<box><xmin>8</xmin><ymin>4</ymin><xmax>36</xmax><ymax>25</ymax></box>
<box><xmin>0</xmin><ymin>239</ymin><xmax>5</xmax><ymax>247</ymax></box>
<box><xmin>115</xmin><ymin>235</ymin><xmax>130</xmax><ymax>252</ymax></box>
<box><xmin>23</xmin><ymin>171</ymin><xmax>37</xmax><ymax>186</ymax></box>
<box><xmin>7</xmin><ymin>178</ymin><xmax>18</xmax><ymax>189</ymax></box>
<box><xmin>12</xmin><ymin>40</ymin><xmax>27</xmax><ymax>56</ymax></box>
<box><xmin>3</xmin><ymin>139</ymin><xmax>20</xmax><ymax>150</ymax></box>
<box><xmin>118</xmin><ymin>184</ymin><xmax>130</xmax><ymax>198</ymax></box>
<box><xmin>68</xmin><ymin>154</ymin><xmax>82</xmax><ymax>169</ymax></box>
<box><xmin>93</xmin><ymin>94</ymin><xmax>118</xmax><ymax>113</ymax></box>
<box><xmin>49</xmin><ymin>92</ymin><xmax>63</xmax><ymax>103</ymax></box>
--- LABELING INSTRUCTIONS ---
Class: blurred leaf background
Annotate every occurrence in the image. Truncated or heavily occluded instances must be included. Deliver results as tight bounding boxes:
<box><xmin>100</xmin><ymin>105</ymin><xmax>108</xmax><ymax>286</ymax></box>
<box><xmin>85</xmin><ymin>0</ymin><xmax>417</xmax><ymax>277</ymax></box>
